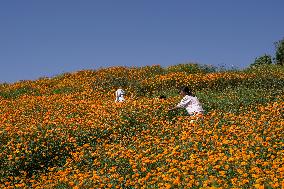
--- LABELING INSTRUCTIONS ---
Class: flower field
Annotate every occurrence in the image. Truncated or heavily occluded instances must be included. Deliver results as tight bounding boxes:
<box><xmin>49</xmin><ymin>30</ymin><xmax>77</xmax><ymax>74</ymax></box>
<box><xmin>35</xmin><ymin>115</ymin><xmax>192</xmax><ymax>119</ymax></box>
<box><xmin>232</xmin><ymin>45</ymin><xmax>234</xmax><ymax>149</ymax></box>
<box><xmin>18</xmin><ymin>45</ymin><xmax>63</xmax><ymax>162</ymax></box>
<box><xmin>0</xmin><ymin>64</ymin><xmax>283</xmax><ymax>188</ymax></box>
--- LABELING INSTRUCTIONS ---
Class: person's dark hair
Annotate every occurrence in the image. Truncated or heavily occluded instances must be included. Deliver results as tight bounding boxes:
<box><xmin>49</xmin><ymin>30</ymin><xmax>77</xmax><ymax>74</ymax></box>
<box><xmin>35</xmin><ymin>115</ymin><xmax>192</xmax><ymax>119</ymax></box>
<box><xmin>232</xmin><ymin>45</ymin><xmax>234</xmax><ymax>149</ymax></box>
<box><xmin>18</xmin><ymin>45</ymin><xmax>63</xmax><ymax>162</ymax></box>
<box><xmin>179</xmin><ymin>86</ymin><xmax>194</xmax><ymax>96</ymax></box>
<box><xmin>159</xmin><ymin>95</ymin><xmax>166</xmax><ymax>99</ymax></box>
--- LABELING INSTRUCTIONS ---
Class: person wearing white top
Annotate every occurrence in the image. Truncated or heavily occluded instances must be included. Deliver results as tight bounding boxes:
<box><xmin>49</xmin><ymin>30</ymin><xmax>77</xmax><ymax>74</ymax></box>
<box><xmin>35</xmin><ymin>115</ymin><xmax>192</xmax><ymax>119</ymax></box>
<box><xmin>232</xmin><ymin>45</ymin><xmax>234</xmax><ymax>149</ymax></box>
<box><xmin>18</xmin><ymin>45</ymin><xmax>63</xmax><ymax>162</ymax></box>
<box><xmin>169</xmin><ymin>86</ymin><xmax>204</xmax><ymax>116</ymax></box>
<box><xmin>115</xmin><ymin>88</ymin><xmax>126</xmax><ymax>102</ymax></box>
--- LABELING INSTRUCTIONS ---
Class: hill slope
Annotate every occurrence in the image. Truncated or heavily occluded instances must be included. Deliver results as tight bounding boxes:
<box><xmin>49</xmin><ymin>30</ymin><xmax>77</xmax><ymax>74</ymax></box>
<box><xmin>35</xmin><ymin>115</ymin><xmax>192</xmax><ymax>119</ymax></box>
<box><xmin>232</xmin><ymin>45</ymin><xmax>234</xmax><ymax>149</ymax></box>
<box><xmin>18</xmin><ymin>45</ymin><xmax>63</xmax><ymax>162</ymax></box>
<box><xmin>0</xmin><ymin>64</ymin><xmax>283</xmax><ymax>188</ymax></box>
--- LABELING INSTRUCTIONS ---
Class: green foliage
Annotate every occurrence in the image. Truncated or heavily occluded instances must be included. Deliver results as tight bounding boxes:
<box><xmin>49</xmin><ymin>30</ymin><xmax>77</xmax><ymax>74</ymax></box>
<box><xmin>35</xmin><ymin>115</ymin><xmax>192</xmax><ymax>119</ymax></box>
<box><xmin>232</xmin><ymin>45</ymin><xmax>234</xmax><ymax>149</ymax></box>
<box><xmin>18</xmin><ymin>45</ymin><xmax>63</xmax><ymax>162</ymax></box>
<box><xmin>0</xmin><ymin>86</ymin><xmax>40</xmax><ymax>99</ymax></box>
<box><xmin>0</xmin><ymin>124</ymin><xmax>114</xmax><ymax>179</ymax></box>
<box><xmin>92</xmin><ymin>64</ymin><xmax>216</xmax><ymax>93</ymax></box>
<box><xmin>250</xmin><ymin>54</ymin><xmax>272</xmax><ymax>68</ymax></box>
<box><xmin>166</xmin><ymin>63</ymin><xmax>216</xmax><ymax>74</ymax></box>
<box><xmin>274</xmin><ymin>38</ymin><xmax>284</xmax><ymax>66</ymax></box>
<box><xmin>52</xmin><ymin>87</ymin><xmax>77</xmax><ymax>94</ymax></box>
<box><xmin>197</xmin><ymin>87</ymin><xmax>283</xmax><ymax>114</ymax></box>
<box><xmin>139</xmin><ymin>65</ymin><xmax>165</xmax><ymax>78</ymax></box>
<box><xmin>198</xmin><ymin>65</ymin><xmax>284</xmax><ymax>113</ymax></box>
<box><xmin>0</xmin><ymin>126</ymin><xmax>73</xmax><ymax>178</ymax></box>
<box><xmin>0</xmin><ymin>63</ymin><xmax>284</xmax><ymax>188</ymax></box>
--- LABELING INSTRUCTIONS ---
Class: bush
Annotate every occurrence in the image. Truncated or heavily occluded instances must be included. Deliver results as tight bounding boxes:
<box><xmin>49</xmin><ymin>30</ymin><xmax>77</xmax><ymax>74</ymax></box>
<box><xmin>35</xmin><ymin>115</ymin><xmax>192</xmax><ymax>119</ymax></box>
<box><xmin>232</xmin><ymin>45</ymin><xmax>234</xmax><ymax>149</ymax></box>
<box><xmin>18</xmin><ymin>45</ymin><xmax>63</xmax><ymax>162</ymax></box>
<box><xmin>274</xmin><ymin>38</ymin><xmax>284</xmax><ymax>66</ymax></box>
<box><xmin>250</xmin><ymin>54</ymin><xmax>272</xmax><ymax>68</ymax></box>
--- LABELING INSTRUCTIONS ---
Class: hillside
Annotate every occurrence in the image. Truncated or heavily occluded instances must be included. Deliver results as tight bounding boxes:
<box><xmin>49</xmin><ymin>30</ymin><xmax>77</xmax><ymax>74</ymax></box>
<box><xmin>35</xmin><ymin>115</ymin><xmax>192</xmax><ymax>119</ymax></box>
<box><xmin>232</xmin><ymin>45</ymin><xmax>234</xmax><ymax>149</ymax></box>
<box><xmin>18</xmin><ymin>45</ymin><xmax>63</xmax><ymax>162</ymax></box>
<box><xmin>0</xmin><ymin>64</ymin><xmax>283</xmax><ymax>188</ymax></box>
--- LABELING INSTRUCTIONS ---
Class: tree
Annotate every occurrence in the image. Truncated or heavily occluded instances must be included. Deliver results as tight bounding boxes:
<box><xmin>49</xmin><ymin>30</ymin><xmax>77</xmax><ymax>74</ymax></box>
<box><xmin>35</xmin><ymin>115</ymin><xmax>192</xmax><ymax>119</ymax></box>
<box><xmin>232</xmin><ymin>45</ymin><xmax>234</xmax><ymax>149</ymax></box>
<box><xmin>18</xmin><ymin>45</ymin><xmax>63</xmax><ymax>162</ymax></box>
<box><xmin>250</xmin><ymin>54</ymin><xmax>272</xmax><ymax>68</ymax></box>
<box><xmin>274</xmin><ymin>38</ymin><xmax>284</xmax><ymax>66</ymax></box>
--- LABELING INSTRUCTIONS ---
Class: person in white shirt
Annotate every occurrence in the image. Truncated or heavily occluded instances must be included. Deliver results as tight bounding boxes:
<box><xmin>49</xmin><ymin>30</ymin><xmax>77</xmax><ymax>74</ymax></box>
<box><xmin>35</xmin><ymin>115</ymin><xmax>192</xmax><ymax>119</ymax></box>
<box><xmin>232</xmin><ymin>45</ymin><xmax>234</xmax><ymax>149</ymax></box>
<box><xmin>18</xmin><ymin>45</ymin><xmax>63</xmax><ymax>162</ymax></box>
<box><xmin>169</xmin><ymin>86</ymin><xmax>204</xmax><ymax>116</ymax></box>
<box><xmin>115</xmin><ymin>88</ymin><xmax>126</xmax><ymax>102</ymax></box>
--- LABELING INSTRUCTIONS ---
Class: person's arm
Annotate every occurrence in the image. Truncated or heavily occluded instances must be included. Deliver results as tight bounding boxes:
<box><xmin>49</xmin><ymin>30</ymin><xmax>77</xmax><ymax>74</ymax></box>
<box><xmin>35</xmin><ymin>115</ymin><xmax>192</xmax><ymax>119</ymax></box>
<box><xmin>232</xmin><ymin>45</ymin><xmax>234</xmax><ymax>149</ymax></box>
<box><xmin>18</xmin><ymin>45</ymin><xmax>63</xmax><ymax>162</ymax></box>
<box><xmin>168</xmin><ymin>106</ymin><xmax>181</xmax><ymax>111</ymax></box>
<box><xmin>169</xmin><ymin>96</ymin><xmax>190</xmax><ymax>111</ymax></box>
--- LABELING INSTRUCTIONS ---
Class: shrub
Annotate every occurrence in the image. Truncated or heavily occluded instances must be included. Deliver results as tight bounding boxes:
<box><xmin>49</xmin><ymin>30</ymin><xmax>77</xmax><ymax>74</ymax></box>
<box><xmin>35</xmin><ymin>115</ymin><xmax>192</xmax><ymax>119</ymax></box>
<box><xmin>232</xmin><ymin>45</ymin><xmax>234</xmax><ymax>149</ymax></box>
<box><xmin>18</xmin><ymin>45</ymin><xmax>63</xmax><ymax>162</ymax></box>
<box><xmin>250</xmin><ymin>54</ymin><xmax>272</xmax><ymax>68</ymax></box>
<box><xmin>274</xmin><ymin>38</ymin><xmax>284</xmax><ymax>66</ymax></box>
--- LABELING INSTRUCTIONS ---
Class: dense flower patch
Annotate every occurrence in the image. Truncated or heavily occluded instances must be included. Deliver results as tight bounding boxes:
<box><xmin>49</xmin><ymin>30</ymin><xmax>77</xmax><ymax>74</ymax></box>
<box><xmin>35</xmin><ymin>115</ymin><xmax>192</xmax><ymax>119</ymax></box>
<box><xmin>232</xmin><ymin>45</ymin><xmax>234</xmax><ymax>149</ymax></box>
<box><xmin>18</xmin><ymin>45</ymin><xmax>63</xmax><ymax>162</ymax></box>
<box><xmin>0</xmin><ymin>64</ymin><xmax>283</xmax><ymax>188</ymax></box>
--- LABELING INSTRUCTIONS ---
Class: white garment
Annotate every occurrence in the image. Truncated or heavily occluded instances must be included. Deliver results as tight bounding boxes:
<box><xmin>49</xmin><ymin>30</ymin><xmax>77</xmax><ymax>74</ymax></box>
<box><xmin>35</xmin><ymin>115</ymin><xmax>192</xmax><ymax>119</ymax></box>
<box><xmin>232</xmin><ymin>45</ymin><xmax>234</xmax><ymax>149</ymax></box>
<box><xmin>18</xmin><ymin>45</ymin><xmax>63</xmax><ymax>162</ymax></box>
<box><xmin>177</xmin><ymin>95</ymin><xmax>204</xmax><ymax>115</ymax></box>
<box><xmin>115</xmin><ymin>88</ymin><xmax>125</xmax><ymax>102</ymax></box>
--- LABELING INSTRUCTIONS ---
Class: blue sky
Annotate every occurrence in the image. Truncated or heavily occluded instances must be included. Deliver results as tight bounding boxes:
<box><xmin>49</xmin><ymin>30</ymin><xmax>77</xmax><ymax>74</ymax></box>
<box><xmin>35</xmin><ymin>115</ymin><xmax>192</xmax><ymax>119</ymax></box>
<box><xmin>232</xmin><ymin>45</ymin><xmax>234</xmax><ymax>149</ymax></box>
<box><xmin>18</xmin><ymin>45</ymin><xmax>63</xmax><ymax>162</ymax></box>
<box><xmin>0</xmin><ymin>1</ymin><xmax>284</xmax><ymax>83</ymax></box>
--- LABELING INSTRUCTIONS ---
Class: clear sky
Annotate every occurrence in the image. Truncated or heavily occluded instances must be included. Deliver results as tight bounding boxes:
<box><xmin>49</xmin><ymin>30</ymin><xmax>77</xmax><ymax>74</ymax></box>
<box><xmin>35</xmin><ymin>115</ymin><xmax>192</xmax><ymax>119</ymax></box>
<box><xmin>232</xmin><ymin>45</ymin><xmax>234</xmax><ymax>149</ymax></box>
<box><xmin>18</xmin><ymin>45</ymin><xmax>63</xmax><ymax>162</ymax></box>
<box><xmin>0</xmin><ymin>0</ymin><xmax>284</xmax><ymax>83</ymax></box>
